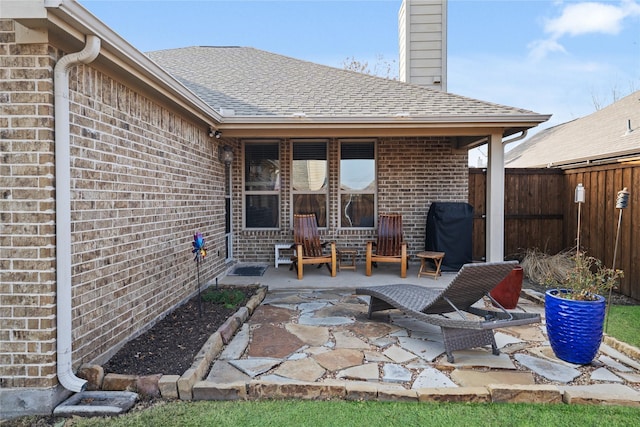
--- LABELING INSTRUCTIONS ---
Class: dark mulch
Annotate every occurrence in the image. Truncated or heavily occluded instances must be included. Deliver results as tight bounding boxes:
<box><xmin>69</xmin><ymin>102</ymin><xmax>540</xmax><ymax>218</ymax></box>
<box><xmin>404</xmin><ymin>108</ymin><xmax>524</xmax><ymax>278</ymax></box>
<box><xmin>102</xmin><ymin>285</ymin><xmax>258</xmax><ymax>376</ymax></box>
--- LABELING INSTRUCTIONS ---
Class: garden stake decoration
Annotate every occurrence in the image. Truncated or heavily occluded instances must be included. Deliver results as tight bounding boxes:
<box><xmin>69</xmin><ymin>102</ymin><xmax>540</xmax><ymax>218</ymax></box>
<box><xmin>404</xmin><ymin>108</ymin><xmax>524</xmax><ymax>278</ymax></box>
<box><xmin>574</xmin><ymin>183</ymin><xmax>585</xmax><ymax>255</ymax></box>
<box><xmin>192</xmin><ymin>232</ymin><xmax>208</xmax><ymax>317</ymax></box>
<box><xmin>606</xmin><ymin>187</ymin><xmax>629</xmax><ymax>333</ymax></box>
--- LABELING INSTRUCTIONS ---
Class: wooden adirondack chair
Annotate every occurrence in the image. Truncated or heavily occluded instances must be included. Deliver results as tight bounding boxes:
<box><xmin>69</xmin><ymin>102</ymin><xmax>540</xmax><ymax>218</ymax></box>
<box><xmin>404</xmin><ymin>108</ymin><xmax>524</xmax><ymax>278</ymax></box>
<box><xmin>292</xmin><ymin>214</ymin><xmax>337</xmax><ymax>280</ymax></box>
<box><xmin>366</xmin><ymin>214</ymin><xmax>408</xmax><ymax>278</ymax></box>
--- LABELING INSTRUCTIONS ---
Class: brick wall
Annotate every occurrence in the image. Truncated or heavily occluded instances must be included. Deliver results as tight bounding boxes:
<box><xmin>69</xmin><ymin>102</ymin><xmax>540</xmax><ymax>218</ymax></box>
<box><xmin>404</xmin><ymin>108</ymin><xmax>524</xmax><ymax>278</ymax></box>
<box><xmin>235</xmin><ymin>137</ymin><xmax>469</xmax><ymax>263</ymax></box>
<box><xmin>1</xmin><ymin>25</ymin><xmax>59</xmax><ymax>389</ymax></box>
<box><xmin>1</xmin><ymin>21</ymin><xmax>227</xmax><ymax>390</ymax></box>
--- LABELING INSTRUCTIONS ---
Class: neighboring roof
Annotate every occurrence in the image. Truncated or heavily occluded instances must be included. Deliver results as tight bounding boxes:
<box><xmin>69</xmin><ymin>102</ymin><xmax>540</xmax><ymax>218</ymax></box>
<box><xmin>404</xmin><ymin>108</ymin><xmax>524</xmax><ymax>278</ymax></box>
<box><xmin>147</xmin><ymin>47</ymin><xmax>549</xmax><ymax>141</ymax></box>
<box><xmin>505</xmin><ymin>91</ymin><xmax>640</xmax><ymax>168</ymax></box>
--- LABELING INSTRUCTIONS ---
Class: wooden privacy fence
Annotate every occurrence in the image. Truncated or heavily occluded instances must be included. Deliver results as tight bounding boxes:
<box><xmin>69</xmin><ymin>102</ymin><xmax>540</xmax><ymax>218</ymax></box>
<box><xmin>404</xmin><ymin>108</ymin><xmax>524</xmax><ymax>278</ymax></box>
<box><xmin>469</xmin><ymin>164</ymin><xmax>639</xmax><ymax>300</ymax></box>
<box><xmin>563</xmin><ymin>164</ymin><xmax>639</xmax><ymax>300</ymax></box>
<box><xmin>468</xmin><ymin>168</ymin><xmax>565</xmax><ymax>260</ymax></box>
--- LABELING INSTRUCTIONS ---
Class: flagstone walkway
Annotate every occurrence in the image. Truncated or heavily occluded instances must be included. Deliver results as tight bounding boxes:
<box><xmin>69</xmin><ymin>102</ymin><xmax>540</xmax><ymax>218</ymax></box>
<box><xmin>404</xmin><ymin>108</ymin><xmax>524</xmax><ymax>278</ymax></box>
<box><xmin>195</xmin><ymin>288</ymin><xmax>640</xmax><ymax>405</ymax></box>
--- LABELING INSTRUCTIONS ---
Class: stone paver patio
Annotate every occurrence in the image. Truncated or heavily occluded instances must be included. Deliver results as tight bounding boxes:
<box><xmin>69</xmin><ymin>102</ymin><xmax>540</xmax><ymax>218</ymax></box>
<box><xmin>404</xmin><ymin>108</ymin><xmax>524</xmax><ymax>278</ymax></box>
<box><xmin>193</xmin><ymin>287</ymin><xmax>640</xmax><ymax>405</ymax></box>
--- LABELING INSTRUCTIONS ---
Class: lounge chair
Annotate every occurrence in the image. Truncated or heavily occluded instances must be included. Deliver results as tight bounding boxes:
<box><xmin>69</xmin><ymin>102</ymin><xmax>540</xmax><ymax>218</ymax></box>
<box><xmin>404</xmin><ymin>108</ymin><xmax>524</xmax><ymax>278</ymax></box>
<box><xmin>356</xmin><ymin>261</ymin><xmax>540</xmax><ymax>362</ymax></box>
<box><xmin>366</xmin><ymin>213</ymin><xmax>408</xmax><ymax>278</ymax></box>
<box><xmin>291</xmin><ymin>213</ymin><xmax>337</xmax><ymax>280</ymax></box>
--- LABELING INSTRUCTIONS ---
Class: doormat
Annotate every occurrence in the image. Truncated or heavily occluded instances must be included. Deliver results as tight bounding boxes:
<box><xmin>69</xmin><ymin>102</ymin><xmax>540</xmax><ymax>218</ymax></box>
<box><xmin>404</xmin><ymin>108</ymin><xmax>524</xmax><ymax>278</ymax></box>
<box><xmin>229</xmin><ymin>265</ymin><xmax>268</xmax><ymax>276</ymax></box>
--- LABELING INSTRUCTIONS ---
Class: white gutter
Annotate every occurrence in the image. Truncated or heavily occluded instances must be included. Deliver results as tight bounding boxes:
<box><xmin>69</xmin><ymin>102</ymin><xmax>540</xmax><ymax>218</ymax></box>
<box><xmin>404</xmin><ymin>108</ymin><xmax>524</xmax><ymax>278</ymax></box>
<box><xmin>54</xmin><ymin>34</ymin><xmax>101</xmax><ymax>393</ymax></box>
<box><xmin>503</xmin><ymin>129</ymin><xmax>528</xmax><ymax>145</ymax></box>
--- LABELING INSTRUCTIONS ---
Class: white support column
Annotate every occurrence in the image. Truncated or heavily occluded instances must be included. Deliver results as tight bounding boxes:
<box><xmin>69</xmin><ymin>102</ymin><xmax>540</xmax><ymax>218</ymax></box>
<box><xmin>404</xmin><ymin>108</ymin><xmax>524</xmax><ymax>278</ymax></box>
<box><xmin>486</xmin><ymin>132</ymin><xmax>505</xmax><ymax>262</ymax></box>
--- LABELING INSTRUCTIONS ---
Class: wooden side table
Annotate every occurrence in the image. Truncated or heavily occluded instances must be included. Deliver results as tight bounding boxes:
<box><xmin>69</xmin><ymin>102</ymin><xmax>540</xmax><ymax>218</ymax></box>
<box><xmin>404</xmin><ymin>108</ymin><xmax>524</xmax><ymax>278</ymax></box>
<box><xmin>417</xmin><ymin>251</ymin><xmax>445</xmax><ymax>279</ymax></box>
<box><xmin>337</xmin><ymin>248</ymin><xmax>357</xmax><ymax>271</ymax></box>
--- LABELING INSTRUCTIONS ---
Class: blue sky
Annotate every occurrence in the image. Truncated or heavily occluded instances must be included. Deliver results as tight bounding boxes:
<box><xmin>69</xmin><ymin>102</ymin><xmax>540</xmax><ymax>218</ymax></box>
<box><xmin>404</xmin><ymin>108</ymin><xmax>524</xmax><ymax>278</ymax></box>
<box><xmin>80</xmin><ymin>1</ymin><xmax>640</xmax><ymax>163</ymax></box>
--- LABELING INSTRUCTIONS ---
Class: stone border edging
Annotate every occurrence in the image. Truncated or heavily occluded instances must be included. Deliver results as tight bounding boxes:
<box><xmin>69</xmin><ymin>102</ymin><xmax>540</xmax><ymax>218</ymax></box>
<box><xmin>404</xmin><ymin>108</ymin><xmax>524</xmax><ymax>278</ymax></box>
<box><xmin>175</xmin><ymin>286</ymin><xmax>268</xmax><ymax>400</ymax></box>
<box><xmin>78</xmin><ymin>286</ymin><xmax>268</xmax><ymax>398</ymax></box>
<box><xmin>190</xmin><ymin>379</ymin><xmax>640</xmax><ymax>406</ymax></box>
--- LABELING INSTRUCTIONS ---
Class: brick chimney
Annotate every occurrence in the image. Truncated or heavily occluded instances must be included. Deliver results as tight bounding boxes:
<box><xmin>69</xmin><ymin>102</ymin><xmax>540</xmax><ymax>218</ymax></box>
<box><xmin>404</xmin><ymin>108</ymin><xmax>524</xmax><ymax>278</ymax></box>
<box><xmin>398</xmin><ymin>0</ymin><xmax>447</xmax><ymax>91</ymax></box>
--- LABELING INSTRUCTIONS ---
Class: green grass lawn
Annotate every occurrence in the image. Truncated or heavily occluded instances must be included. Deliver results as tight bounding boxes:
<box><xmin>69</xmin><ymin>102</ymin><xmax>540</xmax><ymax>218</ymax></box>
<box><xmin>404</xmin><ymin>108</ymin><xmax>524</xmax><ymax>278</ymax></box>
<box><xmin>67</xmin><ymin>401</ymin><xmax>640</xmax><ymax>427</ymax></box>
<box><xmin>606</xmin><ymin>304</ymin><xmax>640</xmax><ymax>347</ymax></box>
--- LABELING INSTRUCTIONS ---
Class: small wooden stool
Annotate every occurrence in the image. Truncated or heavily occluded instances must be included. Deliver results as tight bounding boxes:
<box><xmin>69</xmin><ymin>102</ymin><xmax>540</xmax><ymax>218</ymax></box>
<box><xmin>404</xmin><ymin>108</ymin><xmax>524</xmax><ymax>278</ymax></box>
<box><xmin>417</xmin><ymin>251</ymin><xmax>445</xmax><ymax>279</ymax></box>
<box><xmin>337</xmin><ymin>248</ymin><xmax>357</xmax><ymax>271</ymax></box>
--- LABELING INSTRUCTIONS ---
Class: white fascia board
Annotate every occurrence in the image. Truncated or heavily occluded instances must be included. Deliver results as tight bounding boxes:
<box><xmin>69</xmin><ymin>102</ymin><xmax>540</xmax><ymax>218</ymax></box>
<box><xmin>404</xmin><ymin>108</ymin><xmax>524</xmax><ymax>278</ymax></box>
<box><xmin>219</xmin><ymin>114</ymin><xmax>551</xmax><ymax>127</ymax></box>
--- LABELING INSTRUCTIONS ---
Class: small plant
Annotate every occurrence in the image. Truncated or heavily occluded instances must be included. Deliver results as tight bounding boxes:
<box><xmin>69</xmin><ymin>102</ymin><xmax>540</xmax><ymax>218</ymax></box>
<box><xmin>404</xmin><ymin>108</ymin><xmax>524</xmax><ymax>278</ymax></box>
<box><xmin>544</xmin><ymin>252</ymin><xmax>623</xmax><ymax>301</ymax></box>
<box><xmin>201</xmin><ymin>288</ymin><xmax>245</xmax><ymax>308</ymax></box>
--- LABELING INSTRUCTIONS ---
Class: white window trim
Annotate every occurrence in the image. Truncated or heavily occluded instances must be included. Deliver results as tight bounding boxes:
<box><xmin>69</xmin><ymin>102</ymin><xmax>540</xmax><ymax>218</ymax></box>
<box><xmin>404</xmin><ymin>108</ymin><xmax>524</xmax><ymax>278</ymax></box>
<box><xmin>242</xmin><ymin>139</ymin><xmax>281</xmax><ymax>230</ymax></box>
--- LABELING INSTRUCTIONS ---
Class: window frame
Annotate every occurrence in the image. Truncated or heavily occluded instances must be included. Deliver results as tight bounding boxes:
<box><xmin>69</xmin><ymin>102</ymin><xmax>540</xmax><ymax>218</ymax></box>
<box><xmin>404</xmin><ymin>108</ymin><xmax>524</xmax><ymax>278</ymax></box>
<box><xmin>290</xmin><ymin>139</ymin><xmax>329</xmax><ymax>229</ymax></box>
<box><xmin>242</xmin><ymin>140</ymin><xmax>281</xmax><ymax>230</ymax></box>
<box><xmin>339</xmin><ymin>139</ymin><xmax>377</xmax><ymax>229</ymax></box>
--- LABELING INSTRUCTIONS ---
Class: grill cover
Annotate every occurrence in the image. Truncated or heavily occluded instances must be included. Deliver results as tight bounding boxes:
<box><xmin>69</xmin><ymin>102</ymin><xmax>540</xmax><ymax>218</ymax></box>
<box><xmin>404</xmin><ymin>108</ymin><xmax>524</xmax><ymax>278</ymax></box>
<box><xmin>425</xmin><ymin>202</ymin><xmax>473</xmax><ymax>271</ymax></box>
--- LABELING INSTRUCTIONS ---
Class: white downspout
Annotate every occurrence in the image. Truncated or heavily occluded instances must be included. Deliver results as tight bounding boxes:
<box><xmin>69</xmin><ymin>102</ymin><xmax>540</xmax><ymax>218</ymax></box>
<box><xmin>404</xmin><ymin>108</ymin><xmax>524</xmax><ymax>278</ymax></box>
<box><xmin>55</xmin><ymin>35</ymin><xmax>101</xmax><ymax>392</ymax></box>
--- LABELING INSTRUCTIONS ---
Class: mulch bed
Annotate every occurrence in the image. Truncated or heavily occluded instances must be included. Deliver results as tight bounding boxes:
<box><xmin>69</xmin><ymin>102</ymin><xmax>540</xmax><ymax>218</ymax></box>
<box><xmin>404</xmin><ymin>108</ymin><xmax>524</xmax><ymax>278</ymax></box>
<box><xmin>102</xmin><ymin>285</ymin><xmax>258</xmax><ymax>376</ymax></box>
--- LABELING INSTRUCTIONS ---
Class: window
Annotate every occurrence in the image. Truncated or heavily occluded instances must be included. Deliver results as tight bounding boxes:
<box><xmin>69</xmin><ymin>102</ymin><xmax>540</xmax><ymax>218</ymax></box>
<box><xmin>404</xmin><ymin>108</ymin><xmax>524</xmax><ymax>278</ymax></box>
<box><xmin>292</xmin><ymin>141</ymin><xmax>328</xmax><ymax>227</ymax></box>
<box><xmin>340</xmin><ymin>141</ymin><xmax>376</xmax><ymax>227</ymax></box>
<box><xmin>244</xmin><ymin>142</ymin><xmax>280</xmax><ymax>228</ymax></box>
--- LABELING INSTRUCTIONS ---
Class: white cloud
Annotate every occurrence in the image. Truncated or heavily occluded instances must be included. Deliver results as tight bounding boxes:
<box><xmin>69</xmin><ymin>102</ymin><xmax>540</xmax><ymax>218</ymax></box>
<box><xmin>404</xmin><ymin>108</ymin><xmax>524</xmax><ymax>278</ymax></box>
<box><xmin>527</xmin><ymin>38</ymin><xmax>566</xmax><ymax>62</ymax></box>
<box><xmin>545</xmin><ymin>2</ymin><xmax>628</xmax><ymax>37</ymax></box>
<box><xmin>528</xmin><ymin>0</ymin><xmax>640</xmax><ymax>60</ymax></box>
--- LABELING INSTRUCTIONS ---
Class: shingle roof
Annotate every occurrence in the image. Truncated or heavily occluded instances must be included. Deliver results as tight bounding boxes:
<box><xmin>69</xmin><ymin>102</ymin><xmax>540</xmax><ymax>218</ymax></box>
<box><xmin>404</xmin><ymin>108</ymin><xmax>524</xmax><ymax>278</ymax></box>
<box><xmin>147</xmin><ymin>46</ymin><xmax>542</xmax><ymax>120</ymax></box>
<box><xmin>505</xmin><ymin>91</ymin><xmax>640</xmax><ymax>168</ymax></box>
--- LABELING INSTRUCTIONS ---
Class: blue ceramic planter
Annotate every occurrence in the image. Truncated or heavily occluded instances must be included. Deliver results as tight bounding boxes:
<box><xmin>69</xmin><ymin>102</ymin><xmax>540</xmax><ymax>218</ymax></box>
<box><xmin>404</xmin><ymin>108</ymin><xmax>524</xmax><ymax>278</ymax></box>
<box><xmin>545</xmin><ymin>289</ymin><xmax>605</xmax><ymax>364</ymax></box>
